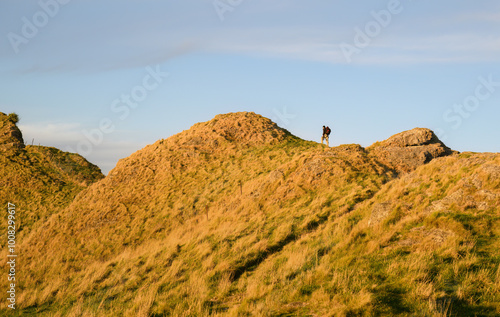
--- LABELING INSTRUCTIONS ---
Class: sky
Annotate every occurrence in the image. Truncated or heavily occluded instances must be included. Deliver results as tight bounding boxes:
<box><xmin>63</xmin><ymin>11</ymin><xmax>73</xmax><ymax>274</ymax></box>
<box><xmin>1</xmin><ymin>0</ymin><xmax>499</xmax><ymax>175</ymax></box>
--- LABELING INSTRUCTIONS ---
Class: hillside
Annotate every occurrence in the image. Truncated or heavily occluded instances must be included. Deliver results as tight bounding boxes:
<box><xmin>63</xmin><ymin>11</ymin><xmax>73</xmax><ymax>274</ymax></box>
<box><xmin>0</xmin><ymin>112</ymin><xmax>104</xmax><ymax>237</ymax></box>
<box><xmin>2</xmin><ymin>112</ymin><xmax>499</xmax><ymax>316</ymax></box>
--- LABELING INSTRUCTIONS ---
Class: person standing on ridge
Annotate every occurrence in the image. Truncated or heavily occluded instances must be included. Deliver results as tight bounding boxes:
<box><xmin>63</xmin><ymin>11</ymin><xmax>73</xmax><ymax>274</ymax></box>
<box><xmin>322</xmin><ymin>125</ymin><xmax>331</xmax><ymax>147</ymax></box>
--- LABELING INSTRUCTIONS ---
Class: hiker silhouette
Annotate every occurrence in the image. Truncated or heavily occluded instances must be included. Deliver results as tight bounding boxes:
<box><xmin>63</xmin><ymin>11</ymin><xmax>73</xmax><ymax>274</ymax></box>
<box><xmin>322</xmin><ymin>125</ymin><xmax>331</xmax><ymax>147</ymax></box>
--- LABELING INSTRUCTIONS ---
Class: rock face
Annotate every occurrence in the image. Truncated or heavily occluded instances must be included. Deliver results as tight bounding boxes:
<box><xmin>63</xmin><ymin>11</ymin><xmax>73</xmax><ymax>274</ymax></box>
<box><xmin>0</xmin><ymin>112</ymin><xmax>24</xmax><ymax>152</ymax></box>
<box><xmin>368</xmin><ymin>128</ymin><xmax>453</xmax><ymax>173</ymax></box>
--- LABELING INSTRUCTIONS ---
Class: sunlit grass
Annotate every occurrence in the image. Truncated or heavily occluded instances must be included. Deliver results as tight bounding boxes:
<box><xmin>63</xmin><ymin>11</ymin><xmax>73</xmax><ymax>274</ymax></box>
<box><xmin>1</xmin><ymin>113</ymin><xmax>499</xmax><ymax>316</ymax></box>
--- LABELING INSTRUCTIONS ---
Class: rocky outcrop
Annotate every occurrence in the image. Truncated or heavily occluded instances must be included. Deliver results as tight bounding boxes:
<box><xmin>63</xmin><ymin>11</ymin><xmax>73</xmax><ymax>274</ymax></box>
<box><xmin>0</xmin><ymin>112</ymin><xmax>24</xmax><ymax>153</ymax></box>
<box><xmin>368</xmin><ymin>128</ymin><xmax>453</xmax><ymax>173</ymax></box>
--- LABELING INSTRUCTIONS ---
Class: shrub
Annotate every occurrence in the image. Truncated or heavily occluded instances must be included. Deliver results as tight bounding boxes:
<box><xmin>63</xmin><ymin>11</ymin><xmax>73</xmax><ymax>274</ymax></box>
<box><xmin>8</xmin><ymin>112</ymin><xmax>19</xmax><ymax>124</ymax></box>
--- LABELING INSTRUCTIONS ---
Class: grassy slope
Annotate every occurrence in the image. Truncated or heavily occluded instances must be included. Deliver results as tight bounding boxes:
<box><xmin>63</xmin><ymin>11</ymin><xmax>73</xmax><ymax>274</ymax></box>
<box><xmin>0</xmin><ymin>113</ymin><xmax>104</xmax><ymax>312</ymax></box>
<box><xmin>0</xmin><ymin>112</ymin><xmax>104</xmax><ymax>235</ymax></box>
<box><xmin>4</xmin><ymin>113</ymin><xmax>500</xmax><ymax>316</ymax></box>
<box><xmin>0</xmin><ymin>145</ymin><xmax>104</xmax><ymax>236</ymax></box>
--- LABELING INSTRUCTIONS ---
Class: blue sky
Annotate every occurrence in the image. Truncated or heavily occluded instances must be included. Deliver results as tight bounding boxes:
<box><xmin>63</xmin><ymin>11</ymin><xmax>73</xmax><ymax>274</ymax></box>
<box><xmin>1</xmin><ymin>0</ymin><xmax>499</xmax><ymax>174</ymax></box>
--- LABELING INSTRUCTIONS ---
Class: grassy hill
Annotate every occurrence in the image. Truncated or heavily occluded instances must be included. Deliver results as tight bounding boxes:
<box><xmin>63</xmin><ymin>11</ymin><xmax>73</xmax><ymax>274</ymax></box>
<box><xmin>0</xmin><ymin>112</ymin><xmax>104</xmax><ymax>236</ymax></box>
<box><xmin>2</xmin><ymin>112</ymin><xmax>499</xmax><ymax>316</ymax></box>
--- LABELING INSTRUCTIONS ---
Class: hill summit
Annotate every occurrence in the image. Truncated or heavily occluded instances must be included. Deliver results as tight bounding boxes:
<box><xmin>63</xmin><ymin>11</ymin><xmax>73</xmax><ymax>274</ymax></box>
<box><xmin>2</xmin><ymin>112</ymin><xmax>500</xmax><ymax>316</ymax></box>
<box><xmin>172</xmin><ymin>112</ymin><xmax>290</xmax><ymax>145</ymax></box>
<box><xmin>161</xmin><ymin>112</ymin><xmax>292</xmax><ymax>156</ymax></box>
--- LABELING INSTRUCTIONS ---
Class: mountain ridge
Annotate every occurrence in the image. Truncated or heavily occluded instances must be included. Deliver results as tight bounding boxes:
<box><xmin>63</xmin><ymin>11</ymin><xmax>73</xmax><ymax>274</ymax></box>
<box><xmin>1</xmin><ymin>111</ymin><xmax>499</xmax><ymax>316</ymax></box>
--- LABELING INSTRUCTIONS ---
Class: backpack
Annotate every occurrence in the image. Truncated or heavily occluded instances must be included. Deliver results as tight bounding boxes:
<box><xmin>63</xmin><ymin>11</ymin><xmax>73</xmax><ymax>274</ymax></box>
<box><xmin>325</xmin><ymin>126</ymin><xmax>331</xmax><ymax>136</ymax></box>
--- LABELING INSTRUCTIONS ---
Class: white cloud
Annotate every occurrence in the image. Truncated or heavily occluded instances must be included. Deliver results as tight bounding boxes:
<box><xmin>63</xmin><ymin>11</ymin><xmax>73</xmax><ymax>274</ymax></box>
<box><xmin>84</xmin><ymin>140</ymin><xmax>147</xmax><ymax>175</ymax></box>
<box><xmin>361</xmin><ymin>33</ymin><xmax>500</xmax><ymax>64</ymax></box>
<box><xmin>200</xmin><ymin>25</ymin><xmax>500</xmax><ymax>65</ymax></box>
<box><xmin>4</xmin><ymin>1</ymin><xmax>500</xmax><ymax>73</ymax></box>
<box><xmin>451</xmin><ymin>11</ymin><xmax>500</xmax><ymax>24</ymax></box>
<box><xmin>18</xmin><ymin>122</ymin><xmax>147</xmax><ymax>175</ymax></box>
<box><xmin>18</xmin><ymin>122</ymin><xmax>83</xmax><ymax>146</ymax></box>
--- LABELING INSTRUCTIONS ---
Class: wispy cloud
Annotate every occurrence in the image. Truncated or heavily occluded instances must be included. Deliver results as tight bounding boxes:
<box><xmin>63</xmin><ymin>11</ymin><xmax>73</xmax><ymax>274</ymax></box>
<box><xmin>18</xmin><ymin>122</ymin><xmax>83</xmax><ymax>145</ymax></box>
<box><xmin>450</xmin><ymin>11</ymin><xmax>500</xmax><ymax>24</ymax></box>
<box><xmin>202</xmin><ymin>26</ymin><xmax>500</xmax><ymax>65</ymax></box>
<box><xmin>85</xmin><ymin>140</ymin><xmax>145</xmax><ymax>175</ymax></box>
<box><xmin>10</xmin><ymin>42</ymin><xmax>197</xmax><ymax>74</ymax></box>
<box><xmin>18</xmin><ymin>122</ymin><xmax>146</xmax><ymax>174</ymax></box>
<box><xmin>3</xmin><ymin>1</ymin><xmax>500</xmax><ymax>72</ymax></box>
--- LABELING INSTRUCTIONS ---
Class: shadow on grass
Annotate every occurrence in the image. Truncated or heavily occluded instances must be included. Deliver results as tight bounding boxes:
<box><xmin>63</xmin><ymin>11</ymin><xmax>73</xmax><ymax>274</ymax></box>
<box><xmin>371</xmin><ymin>284</ymin><xmax>410</xmax><ymax>316</ymax></box>
<box><xmin>230</xmin><ymin>231</ymin><xmax>298</xmax><ymax>282</ymax></box>
<box><xmin>447</xmin><ymin>297</ymin><xmax>497</xmax><ymax>317</ymax></box>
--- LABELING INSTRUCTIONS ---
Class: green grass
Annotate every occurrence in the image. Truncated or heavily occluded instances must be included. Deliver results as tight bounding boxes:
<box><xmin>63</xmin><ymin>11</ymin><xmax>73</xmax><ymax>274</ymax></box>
<box><xmin>8</xmin><ymin>112</ymin><xmax>19</xmax><ymax>124</ymax></box>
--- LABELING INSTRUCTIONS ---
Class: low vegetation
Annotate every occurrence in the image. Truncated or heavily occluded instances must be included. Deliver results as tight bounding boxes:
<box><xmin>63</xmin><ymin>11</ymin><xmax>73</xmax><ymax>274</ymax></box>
<box><xmin>0</xmin><ymin>112</ymin><xmax>104</xmax><ymax>237</ymax></box>
<box><xmin>1</xmin><ymin>112</ymin><xmax>498</xmax><ymax>316</ymax></box>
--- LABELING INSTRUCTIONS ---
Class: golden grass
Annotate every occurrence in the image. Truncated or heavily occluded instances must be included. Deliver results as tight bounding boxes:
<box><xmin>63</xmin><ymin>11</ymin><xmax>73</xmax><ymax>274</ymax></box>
<box><xmin>2</xmin><ymin>113</ymin><xmax>499</xmax><ymax>316</ymax></box>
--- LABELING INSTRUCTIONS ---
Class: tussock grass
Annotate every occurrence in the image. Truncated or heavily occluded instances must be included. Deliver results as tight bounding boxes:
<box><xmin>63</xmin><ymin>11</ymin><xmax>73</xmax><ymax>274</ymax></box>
<box><xmin>2</xmin><ymin>113</ymin><xmax>499</xmax><ymax>316</ymax></box>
